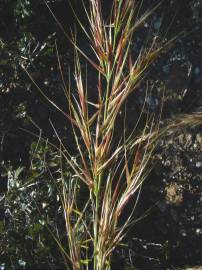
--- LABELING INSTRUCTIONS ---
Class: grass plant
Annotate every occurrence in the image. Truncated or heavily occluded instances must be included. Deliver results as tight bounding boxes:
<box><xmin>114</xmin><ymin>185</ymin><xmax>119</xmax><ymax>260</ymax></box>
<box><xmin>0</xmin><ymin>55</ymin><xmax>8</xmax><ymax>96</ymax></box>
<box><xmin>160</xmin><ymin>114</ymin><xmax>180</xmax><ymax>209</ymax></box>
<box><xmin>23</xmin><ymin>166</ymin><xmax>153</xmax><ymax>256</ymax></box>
<box><xmin>22</xmin><ymin>0</ymin><xmax>202</xmax><ymax>269</ymax></box>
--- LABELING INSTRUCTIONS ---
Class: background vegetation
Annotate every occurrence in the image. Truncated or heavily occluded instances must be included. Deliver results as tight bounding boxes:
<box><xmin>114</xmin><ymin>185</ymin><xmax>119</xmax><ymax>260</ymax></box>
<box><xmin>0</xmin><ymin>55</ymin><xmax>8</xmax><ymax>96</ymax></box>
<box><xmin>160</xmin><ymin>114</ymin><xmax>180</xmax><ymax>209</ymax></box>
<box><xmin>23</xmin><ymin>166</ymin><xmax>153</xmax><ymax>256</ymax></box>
<box><xmin>0</xmin><ymin>0</ymin><xmax>202</xmax><ymax>269</ymax></box>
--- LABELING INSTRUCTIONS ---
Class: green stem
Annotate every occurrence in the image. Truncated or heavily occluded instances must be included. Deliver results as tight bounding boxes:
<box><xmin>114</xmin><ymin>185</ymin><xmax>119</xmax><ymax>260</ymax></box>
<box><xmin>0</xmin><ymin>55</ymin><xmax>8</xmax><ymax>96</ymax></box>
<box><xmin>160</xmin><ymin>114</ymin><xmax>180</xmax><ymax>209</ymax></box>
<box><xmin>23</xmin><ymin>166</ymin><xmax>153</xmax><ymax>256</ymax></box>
<box><xmin>104</xmin><ymin>75</ymin><xmax>111</xmax><ymax>122</ymax></box>
<box><xmin>93</xmin><ymin>173</ymin><xmax>103</xmax><ymax>270</ymax></box>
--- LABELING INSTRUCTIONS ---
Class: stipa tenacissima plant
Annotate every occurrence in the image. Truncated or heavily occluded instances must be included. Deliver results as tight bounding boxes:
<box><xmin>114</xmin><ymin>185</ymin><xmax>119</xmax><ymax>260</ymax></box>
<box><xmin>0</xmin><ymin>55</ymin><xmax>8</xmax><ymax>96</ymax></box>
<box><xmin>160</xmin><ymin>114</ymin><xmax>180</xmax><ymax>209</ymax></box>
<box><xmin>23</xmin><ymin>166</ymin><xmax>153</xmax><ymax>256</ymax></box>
<box><xmin>22</xmin><ymin>0</ymin><xmax>202</xmax><ymax>269</ymax></box>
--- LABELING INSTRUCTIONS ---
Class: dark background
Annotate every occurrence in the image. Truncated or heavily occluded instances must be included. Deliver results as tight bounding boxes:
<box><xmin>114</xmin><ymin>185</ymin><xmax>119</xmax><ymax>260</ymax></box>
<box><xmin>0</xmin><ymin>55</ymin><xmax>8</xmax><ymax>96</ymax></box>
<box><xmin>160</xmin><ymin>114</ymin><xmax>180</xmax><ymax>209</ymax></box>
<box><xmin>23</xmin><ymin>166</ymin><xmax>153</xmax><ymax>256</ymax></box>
<box><xmin>0</xmin><ymin>0</ymin><xmax>202</xmax><ymax>269</ymax></box>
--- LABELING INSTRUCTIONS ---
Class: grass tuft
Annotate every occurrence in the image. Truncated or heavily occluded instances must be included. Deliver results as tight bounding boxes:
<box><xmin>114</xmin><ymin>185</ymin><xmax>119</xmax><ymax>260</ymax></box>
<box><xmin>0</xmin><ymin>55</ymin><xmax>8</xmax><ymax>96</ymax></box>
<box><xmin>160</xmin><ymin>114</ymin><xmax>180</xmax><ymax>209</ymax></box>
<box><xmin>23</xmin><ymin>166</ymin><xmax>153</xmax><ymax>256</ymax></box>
<box><xmin>22</xmin><ymin>1</ymin><xmax>202</xmax><ymax>269</ymax></box>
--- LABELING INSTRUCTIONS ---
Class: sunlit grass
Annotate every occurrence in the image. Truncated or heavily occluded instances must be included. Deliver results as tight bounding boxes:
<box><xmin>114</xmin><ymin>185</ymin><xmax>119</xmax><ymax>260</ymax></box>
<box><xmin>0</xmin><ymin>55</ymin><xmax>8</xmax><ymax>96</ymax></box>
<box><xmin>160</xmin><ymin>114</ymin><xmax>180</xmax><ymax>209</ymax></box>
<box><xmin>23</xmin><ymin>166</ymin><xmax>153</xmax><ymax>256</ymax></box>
<box><xmin>22</xmin><ymin>1</ymin><xmax>202</xmax><ymax>269</ymax></box>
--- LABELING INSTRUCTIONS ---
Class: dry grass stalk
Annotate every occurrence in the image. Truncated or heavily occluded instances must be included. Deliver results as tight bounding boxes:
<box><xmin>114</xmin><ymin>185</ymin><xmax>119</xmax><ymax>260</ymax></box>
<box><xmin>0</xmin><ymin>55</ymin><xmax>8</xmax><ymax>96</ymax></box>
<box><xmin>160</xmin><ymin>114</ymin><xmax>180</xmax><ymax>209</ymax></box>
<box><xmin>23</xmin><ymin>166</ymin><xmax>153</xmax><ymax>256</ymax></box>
<box><xmin>22</xmin><ymin>0</ymin><xmax>202</xmax><ymax>269</ymax></box>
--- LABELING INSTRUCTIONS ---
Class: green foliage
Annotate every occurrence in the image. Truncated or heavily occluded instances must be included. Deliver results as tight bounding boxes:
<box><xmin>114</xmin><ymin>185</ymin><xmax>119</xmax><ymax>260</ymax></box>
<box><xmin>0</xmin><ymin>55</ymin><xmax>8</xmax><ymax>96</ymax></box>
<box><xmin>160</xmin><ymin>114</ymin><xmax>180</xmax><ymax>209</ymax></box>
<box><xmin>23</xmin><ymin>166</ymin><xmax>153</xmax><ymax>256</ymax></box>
<box><xmin>0</xmin><ymin>141</ymin><xmax>71</xmax><ymax>269</ymax></box>
<box><xmin>15</xmin><ymin>0</ymin><xmax>32</xmax><ymax>18</ymax></box>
